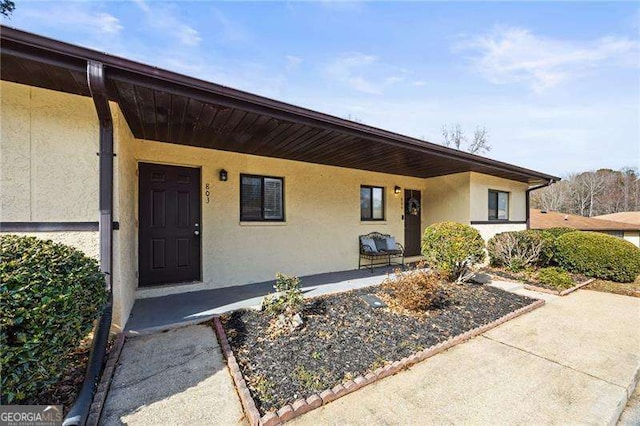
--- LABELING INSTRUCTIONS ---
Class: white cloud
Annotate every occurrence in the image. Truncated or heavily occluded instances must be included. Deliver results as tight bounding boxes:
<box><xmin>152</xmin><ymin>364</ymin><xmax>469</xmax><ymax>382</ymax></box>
<box><xmin>457</xmin><ymin>27</ymin><xmax>639</xmax><ymax>92</ymax></box>
<box><xmin>326</xmin><ymin>53</ymin><xmax>413</xmax><ymax>95</ymax></box>
<box><xmin>134</xmin><ymin>0</ymin><xmax>202</xmax><ymax>47</ymax></box>
<box><xmin>18</xmin><ymin>7</ymin><xmax>123</xmax><ymax>35</ymax></box>
<box><xmin>412</xmin><ymin>80</ymin><xmax>426</xmax><ymax>87</ymax></box>
<box><xmin>285</xmin><ymin>55</ymin><xmax>303</xmax><ymax>70</ymax></box>
<box><xmin>177</xmin><ymin>25</ymin><xmax>202</xmax><ymax>47</ymax></box>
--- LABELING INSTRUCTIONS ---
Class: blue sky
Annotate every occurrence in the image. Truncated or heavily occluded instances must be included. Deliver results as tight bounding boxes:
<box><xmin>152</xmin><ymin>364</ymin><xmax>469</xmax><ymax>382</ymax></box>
<box><xmin>3</xmin><ymin>1</ymin><xmax>639</xmax><ymax>176</ymax></box>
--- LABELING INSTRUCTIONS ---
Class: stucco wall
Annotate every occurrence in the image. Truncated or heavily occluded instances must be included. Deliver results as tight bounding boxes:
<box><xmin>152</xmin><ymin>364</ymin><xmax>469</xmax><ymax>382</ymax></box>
<box><xmin>470</xmin><ymin>172</ymin><xmax>528</xmax><ymax>222</ymax></box>
<box><xmin>623</xmin><ymin>231</ymin><xmax>640</xmax><ymax>248</ymax></box>
<box><xmin>111</xmin><ymin>103</ymin><xmax>138</xmax><ymax>328</ymax></box>
<box><xmin>1</xmin><ymin>231</ymin><xmax>100</xmax><ymax>258</ymax></box>
<box><xmin>422</xmin><ymin>173</ymin><xmax>470</xmax><ymax>225</ymax></box>
<box><xmin>0</xmin><ymin>81</ymin><xmax>99</xmax><ymax>221</ymax></box>
<box><xmin>471</xmin><ymin>223</ymin><xmax>527</xmax><ymax>245</ymax></box>
<box><xmin>124</xmin><ymin>138</ymin><xmax>430</xmax><ymax>299</ymax></box>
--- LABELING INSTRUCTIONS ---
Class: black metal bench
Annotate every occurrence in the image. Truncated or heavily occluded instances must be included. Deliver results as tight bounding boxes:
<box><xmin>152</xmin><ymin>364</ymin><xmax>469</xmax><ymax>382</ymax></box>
<box><xmin>358</xmin><ymin>232</ymin><xmax>405</xmax><ymax>272</ymax></box>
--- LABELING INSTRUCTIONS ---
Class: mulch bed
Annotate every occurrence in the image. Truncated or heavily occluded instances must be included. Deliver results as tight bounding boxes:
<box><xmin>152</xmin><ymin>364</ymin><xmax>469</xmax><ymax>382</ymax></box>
<box><xmin>484</xmin><ymin>266</ymin><xmax>588</xmax><ymax>292</ymax></box>
<box><xmin>221</xmin><ymin>283</ymin><xmax>536</xmax><ymax>415</ymax></box>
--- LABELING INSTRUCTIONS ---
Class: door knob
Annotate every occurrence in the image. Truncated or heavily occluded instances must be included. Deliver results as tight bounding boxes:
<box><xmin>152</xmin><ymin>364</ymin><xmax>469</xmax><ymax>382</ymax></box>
<box><xmin>194</xmin><ymin>230</ymin><xmax>200</xmax><ymax>236</ymax></box>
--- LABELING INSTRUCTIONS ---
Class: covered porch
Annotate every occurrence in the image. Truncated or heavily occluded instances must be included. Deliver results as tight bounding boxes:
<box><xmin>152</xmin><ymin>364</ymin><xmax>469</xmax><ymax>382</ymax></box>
<box><xmin>125</xmin><ymin>263</ymin><xmax>418</xmax><ymax>335</ymax></box>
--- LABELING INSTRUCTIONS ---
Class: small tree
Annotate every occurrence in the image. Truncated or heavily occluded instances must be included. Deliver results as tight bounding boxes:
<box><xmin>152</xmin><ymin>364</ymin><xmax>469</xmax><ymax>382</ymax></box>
<box><xmin>421</xmin><ymin>222</ymin><xmax>486</xmax><ymax>283</ymax></box>
<box><xmin>442</xmin><ymin>123</ymin><xmax>491</xmax><ymax>155</ymax></box>
<box><xmin>1</xmin><ymin>0</ymin><xmax>15</xmax><ymax>17</ymax></box>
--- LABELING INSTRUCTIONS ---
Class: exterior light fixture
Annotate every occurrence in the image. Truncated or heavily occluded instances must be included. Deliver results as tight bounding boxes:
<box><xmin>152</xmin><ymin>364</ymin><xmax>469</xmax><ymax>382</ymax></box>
<box><xmin>394</xmin><ymin>186</ymin><xmax>401</xmax><ymax>194</ymax></box>
<box><xmin>219</xmin><ymin>169</ymin><xmax>228</xmax><ymax>181</ymax></box>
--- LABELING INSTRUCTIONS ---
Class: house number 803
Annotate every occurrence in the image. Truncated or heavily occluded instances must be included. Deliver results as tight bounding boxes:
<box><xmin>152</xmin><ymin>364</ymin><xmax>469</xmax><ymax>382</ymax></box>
<box><xmin>205</xmin><ymin>183</ymin><xmax>211</xmax><ymax>204</ymax></box>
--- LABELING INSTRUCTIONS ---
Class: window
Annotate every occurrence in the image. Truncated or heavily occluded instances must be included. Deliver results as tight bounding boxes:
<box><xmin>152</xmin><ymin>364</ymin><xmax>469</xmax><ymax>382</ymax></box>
<box><xmin>488</xmin><ymin>190</ymin><xmax>509</xmax><ymax>220</ymax></box>
<box><xmin>607</xmin><ymin>231</ymin><xmax>624</xmax><ymax>239</ymax></box>
<box><xmin>240</xmin><ymin>174</ymin><xmax>284</xmax><ymax>221</ymax></box>
<box><xmin>361</xmin><ymin>186</ymin><xmax>385</xmax><ymax>220</ymax></box>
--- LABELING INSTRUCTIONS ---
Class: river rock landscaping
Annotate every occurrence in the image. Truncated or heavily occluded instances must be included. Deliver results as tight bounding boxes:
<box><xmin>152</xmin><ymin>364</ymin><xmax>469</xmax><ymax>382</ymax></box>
<box><xmin>220</xmin><ymin>281</ymin><xmax>537</xmax><ymax>415</ymax></box>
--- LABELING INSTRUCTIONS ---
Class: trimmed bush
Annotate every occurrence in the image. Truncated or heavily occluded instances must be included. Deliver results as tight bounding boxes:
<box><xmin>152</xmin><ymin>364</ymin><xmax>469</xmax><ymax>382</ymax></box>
<box><xmin>555</xmin><ymin>231</ymin><xmax>640</xmax><ymax>282</ymax></box>
<box><xmin>384</xmin><ymin>263</ymin><xmax>443</xmax><ymax>311</ymax></box>
<box><xmin>536</xmin><ymin>267</ymin><xmax>574</xmax><ymax>290</ymax></box>
<box><xmin>543</xmin><ymin>227</ymin><xmax>575</xmax><ymax>239</ymax></box>
<box><xmin>487</xmin><ymin>230</ymin><xmax>554</xmax><ymax>271</ymax></box>
<box><xmin>0</xmin><ymin>235</ymin><xmax>107</xmax><ymax>404</ymax></box>
<box><xmin>421</xmin><ymin>221</ymin><xmax>485</xmax><ymax>283</ymax></box>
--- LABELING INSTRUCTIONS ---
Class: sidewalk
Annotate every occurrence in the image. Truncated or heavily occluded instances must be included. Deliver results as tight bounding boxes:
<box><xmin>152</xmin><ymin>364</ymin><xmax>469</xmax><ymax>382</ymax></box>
<box><xmin>99</xmin><ymin>324</ymin><xmax>245</xmax><ymax>425</ymax></box>
<box><xmin>291</xmin><ymin>289</ymin><xmax>640</xmax><ymax>425</ymax></box>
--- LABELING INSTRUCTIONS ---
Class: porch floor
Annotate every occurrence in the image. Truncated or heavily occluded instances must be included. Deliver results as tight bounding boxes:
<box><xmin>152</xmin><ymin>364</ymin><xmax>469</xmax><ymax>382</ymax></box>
<box><xmin>125</xmin><ymin>265</ymin><xmax>404</xmax><ymax>335</ymax></box>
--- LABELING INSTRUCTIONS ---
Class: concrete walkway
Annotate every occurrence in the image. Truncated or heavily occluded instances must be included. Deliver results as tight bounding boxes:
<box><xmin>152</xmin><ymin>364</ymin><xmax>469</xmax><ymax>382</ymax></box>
<box><xmin>291</xmin><ymin>289</ymin><xmax>640</xmax><ymax>425</ymax></box>
<box><xmin>99</xmin><ymin>324</ymin><xmax>245</xmax><ymax>426</ymax></box>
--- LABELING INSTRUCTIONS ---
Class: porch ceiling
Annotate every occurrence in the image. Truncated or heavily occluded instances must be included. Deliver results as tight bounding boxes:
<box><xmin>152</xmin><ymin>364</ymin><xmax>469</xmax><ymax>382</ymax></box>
<box><xmin>1</xmin><ymin>26</ymin><xmax>559</xmax><ymax>184</ymax></box>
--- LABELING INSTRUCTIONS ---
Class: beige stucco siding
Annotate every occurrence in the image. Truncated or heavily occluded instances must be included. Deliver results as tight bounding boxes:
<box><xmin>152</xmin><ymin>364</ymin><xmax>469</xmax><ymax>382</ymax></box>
<box><xmin>1</xmin><ymin>231</ymin><xmax>99</xmax><ymax>259</ymax></box>
<box><xmin>623</xmin><ymin>231</ymin><xmax>640</xmax><ymax>248</ymax></box>
<box><xmin>0</xmin><ymin>81</ymin><xmax>99</xmax><ymax>221</ymax></box>
<box><xmin>111</xmin><ymin>103</ymin><xmax>138</xmax><ymax>328</ymax></box>
<box><xmin>470</xmin><ymin>172</ymin><xmax>528</xmax><ymax>222</ymax></box>
<box><xmin>126</xmin><ymin>138</ymin><xmax>429</xmax><ymax>295</ymax></box>
<box><xmin>422</xmin><ymin>173</ymin><xmax>470</xmax><ymax>225</ymax></box>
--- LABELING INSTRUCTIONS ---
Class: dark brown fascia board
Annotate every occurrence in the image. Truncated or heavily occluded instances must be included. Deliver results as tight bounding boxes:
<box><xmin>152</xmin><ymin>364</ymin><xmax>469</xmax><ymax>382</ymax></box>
<box><xmin>0</xmin><ymin>25</ymin><xmax>560</xmax><ymax>184</ymax></box>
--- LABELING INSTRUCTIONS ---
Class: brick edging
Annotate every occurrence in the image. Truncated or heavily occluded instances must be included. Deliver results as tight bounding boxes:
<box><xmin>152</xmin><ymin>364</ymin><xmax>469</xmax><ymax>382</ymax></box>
<box><xmin>85</xmin><ymin>332</ymin><xmax>126</xmax><ymax>426</ymax></box>
<box><xmin>213</xmin><ymin>317</ymin><xmax>262</xmax><ymax>426</ymax></box>
<box><xmin>213</xmin><ymin>298</ymin><xmax>546</xmax><ymax>426</ymax></box>
<box><xmin>523</xmin><ymin>278</ymin><xmax>595</xmax><ymax>296</ymax></box>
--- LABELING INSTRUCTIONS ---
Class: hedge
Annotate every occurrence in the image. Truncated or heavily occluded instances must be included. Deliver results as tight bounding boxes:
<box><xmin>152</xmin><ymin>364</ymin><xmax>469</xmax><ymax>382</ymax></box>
<box><xmin>554</xmin><ymin>231</ymin><xmax>640</xmax><ymax>283</ymax></box>
<box><xmin>421</xmin><ymin>221</ymin><xmax>485</xmax><ymax>283</ymax></box>
<box><xmin>0</xmin><ymin>235</ymin><xmax>107</xmax><ymax>404</ymax></box>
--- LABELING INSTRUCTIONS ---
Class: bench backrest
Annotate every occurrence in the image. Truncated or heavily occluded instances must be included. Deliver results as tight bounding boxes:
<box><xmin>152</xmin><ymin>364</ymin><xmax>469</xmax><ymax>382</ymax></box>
<box><xmin>359</xmin><ymin>232</ymin><xmax>394</xmax><ymax>253</ymax></box>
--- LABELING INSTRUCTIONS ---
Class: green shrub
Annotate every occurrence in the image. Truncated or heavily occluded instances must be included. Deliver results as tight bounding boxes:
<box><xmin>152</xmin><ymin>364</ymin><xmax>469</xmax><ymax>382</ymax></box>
<box><xmin>421</xmin><ymin>222</ymin><xmax>485</xmax><ymax>283</ymax></box>
<box><xmin>0</xmin><ymin>235</ymin><xmax>107</xmax><ymax>404</ymax></box>
<box><xmin>536</xmin><ymin>267</ymin><xmax>574</xmax><ymax>290</ymax></box>
<box><xmin>543</xmin><ymin>227</ymin><xmax>575</xmax><ymax>239</ymax></box>
<box><xmin>262</xmin><ymin>273</ymin><xmax>304</xmax><ymax>316</ymax></box>
<box><xmin>555</xmin><ymin>231</ymin><xmax>640</xmax><ymax>282</ymax></box>
<box><xmin>383</xmin><ymin>262</ymin><xmax>443</xmax><ymax>311</ymax></box>
<box><xmin>487</xmin><ymin>230</ymin><xmax>554</xmax><ymax>271</ymax></box>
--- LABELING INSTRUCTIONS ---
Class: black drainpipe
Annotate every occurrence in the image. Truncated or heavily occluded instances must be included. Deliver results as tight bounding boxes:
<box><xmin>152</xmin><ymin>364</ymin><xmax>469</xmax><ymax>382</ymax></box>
<box><xmin>525</xmin><ymin>179</ymin><xmax>555</xmax><ymax>229</ymax></box>
<box><xmin>63</xmin><ymin>60</ymin><xmax>114</xmax><ymax>426</ymax></box>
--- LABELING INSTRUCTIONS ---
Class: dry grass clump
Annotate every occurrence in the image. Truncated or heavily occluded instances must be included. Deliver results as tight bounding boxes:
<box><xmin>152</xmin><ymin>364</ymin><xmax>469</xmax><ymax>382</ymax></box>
<box><xmin>383</xmin><ymin>263</ymin><xmax>444</xmax><ymax>312</ymax></box>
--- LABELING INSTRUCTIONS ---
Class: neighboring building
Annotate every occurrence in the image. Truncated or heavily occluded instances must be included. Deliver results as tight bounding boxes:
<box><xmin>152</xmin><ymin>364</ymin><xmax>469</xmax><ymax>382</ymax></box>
<box><xmin>595</xmin><ymin>212</ymin><xmax>640</xmax><ymax>227</ymax></box>
<box><xmin>530</xmin><ymin>209</ymin><xmax>640</xmax><ymax>247</ymax></box>
<box><xmin>0</xmin><ymin>27</ymin><xmax>558</xmax><ymax>328</ymax></box>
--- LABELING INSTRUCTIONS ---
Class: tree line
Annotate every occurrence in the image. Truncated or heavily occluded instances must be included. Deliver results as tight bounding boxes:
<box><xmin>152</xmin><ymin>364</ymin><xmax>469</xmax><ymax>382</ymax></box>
<box><xmin>531</xmin><ymin>167</ymin><xmax>640</xmax><ymax>217</ymax></box>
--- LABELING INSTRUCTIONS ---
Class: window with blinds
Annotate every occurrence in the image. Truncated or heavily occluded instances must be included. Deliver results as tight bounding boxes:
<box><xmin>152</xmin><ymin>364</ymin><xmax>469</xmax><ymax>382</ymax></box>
<box><xmin>360</xmin><ymin>185</ymin><xmax>385</xmax><ymax>220</ymax></box>
<box><xmin>488</xmin><ymin>190</ymin><xmax>509</xmax><ymax>220</ymax></box>
<box><xmin>240</xmin><ymin>174</ymin><xmax>284</xmax><ymax>221</ymax></box>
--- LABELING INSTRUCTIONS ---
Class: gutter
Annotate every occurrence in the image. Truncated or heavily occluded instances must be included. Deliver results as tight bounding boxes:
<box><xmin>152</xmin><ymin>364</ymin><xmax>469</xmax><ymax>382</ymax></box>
<box><xmin>525</xmin><ymin>180</ymin><xmax>556</xmax><ymax>229</ymax></box>
<box><xmin>63</xmin><ymin>61</ymin><xmax>114</xmax><ymax>426</ymax></box>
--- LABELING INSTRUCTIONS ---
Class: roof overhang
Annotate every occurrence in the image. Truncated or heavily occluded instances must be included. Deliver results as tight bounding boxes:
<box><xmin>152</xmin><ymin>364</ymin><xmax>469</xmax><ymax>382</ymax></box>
<box><xmin>0</xmin><ymin>26</ymin><xmax>560</xmax><ymax>185</ymax></box>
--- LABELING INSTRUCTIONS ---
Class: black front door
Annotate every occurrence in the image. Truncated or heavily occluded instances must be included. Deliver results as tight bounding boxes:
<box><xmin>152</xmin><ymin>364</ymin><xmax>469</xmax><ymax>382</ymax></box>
<box><xmin>138</xmin><ymin>163</ymin><xmax>201</xmax><ymax>286</ymax></box>
<box><xmin>404</xmin><ymin>189</ymin><xmax>422</xmax><ymax>257</ymax></box>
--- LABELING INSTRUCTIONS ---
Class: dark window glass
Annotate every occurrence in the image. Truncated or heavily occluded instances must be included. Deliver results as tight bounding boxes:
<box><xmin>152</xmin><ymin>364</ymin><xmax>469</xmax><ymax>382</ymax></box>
<box><xmin>240</xmin><ymin>175</ymin><xmax>284</xmax><ymax>221</ymax></box>
<box><xmin>488</xmin><ymin>190</ymin><xmax>509</xmax><ymax>220</ymax></box>
<box><xmin>361</xmin><ymin>186</ymin><xmax>385</xmax><ymax>220</ymax></box>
